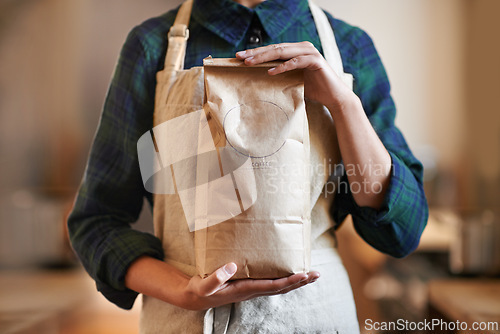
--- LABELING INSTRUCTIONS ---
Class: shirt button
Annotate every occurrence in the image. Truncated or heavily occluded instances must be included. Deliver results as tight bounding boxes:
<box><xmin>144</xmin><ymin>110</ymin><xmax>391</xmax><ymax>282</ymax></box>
<box><xmin>249</xmin><ymin>35</ymin><xmax>260</xmax><ymax>44</ymax></box>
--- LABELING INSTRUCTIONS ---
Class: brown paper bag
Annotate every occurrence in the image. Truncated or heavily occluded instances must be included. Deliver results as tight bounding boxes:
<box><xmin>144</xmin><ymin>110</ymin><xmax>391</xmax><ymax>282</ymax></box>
<box><xmin>194</xmin><ymin>57</ymin><xmax>311</xmax><ymax>279</ymax></box>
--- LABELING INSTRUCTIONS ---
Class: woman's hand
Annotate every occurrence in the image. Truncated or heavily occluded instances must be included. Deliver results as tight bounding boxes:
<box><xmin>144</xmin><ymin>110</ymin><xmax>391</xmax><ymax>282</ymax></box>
<box><xmin>236</xmin><ymin>42</ymin><xmax>392</xmax><ymax>209</ymax></box>
<box><xmin>125</xmin><ymin>256</ymin><xmax>319</xmax><ymax>312</ymax></box>
<box><xmin>182</xmin><ymin>262</ymin><xmax>319</xmax><ymax>311</ymax></box>
<box><xmin>236</xmin><ymin>42</ymin><xmax>356</xmax><ymax>113</ymax></box>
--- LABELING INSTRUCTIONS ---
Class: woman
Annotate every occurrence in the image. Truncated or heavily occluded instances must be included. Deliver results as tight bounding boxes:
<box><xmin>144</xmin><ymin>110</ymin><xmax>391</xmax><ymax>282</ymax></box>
<box><xmin>68</xmin><ymin>0</ymin><xmax>428</xmax><ymax>332</ymax></box>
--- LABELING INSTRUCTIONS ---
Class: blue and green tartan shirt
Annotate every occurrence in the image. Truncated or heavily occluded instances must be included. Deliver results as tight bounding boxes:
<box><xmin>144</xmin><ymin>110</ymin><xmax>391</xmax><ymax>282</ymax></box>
<box><xmin>68</xmin><ymin>0</ymin><xmax>428</xmax><ymax>310</ymax></box>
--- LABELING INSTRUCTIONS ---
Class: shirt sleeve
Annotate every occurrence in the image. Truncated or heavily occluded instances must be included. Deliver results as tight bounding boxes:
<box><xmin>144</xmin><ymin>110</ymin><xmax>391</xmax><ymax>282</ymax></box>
<box><xmin>330</xmin><ymin>24</ymin><xmax>429</xmax><ymax>258</ymax></box>
<box><xmin>67</xmin><ymin>26</ymin><xmax>164</xmax><ymax>309</ymax></box>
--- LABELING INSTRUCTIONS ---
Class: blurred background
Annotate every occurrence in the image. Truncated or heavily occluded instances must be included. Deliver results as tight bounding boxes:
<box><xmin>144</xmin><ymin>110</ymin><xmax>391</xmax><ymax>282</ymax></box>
<box><xmin>0</xmin><ymin>0</ymin><xmax>499</xmax><ymax>333</ymax></box>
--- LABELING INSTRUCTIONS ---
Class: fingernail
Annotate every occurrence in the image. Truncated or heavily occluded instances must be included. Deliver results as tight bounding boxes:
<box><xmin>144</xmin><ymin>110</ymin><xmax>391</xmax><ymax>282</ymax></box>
<box><xmin>299</xmin><ymin>274</ymin><xmax>308</xmax><ymax>282</ymax></box>
<box><xmin>268</xmin><ymin>67</ymin><xmax>276</xmax><ymax>73</ymax></box>
<box><xmin>236</xmin><ymin>51</ymin><xmax>246</xmax><ymax>57</ymax></box>
<box><xmin>224</xmin><ymin>263</ymin><xmax>237</xmax><ymax>275</ymax></box>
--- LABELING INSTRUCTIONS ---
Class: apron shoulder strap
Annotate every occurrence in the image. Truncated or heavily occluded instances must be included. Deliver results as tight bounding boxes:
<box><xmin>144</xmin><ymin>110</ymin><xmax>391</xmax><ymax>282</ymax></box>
<box><xmin>308</xmin><ymin>0</ymin><xmax>353</xmax><ymax>89</ymax></box>
<box><xmin>163</xmin><ymin>0</ymin><xmax>194</xmax><ymax>73</ymax></box>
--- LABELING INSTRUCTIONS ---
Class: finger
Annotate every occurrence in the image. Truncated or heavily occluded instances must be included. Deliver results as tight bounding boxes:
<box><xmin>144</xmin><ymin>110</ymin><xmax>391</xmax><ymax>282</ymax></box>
<box><xmin>266</xmin><ymin>55</ymin><xmax>322</xmax><ymax>75</ymax></box>
<box><xmin>236</xmin><ymin>43</ymin><xmax>297</xmax><ymax>59</ymax></box>
<box><xmin>239</xmin><ymin>42</ymin><xmax>317</xmax><ymax>59</ymax></box>
<box><xmin>198</xmin><ymin>263</ymin><xmax>237</xmax><ymax>297</ymax></box>
<box><xmin>230</xmin><ymin>272</ymin><xmax>308</xmax><ymax>298</ymax></box>
<box><xmin>309</xmin><ymin>271</ymin><xmax>321</xmax><ymax>282</ymax></box>
<box><xmin>255</xmin><ymin>271</ymin><xmax>321</xmax><ymax>297</ymax></box>
<box><xmin>262</xmin><ymin>278</ymin><xmax>310</xmax><ymax>296</ymax></box>
<box><xmin>236</xmin><ymin>42</ymin><xmax>318</xmax><ymax>64</ymax></box>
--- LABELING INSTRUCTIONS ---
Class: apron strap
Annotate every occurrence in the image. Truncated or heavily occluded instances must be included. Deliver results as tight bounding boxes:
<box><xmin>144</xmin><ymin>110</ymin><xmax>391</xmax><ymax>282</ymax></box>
<box><xmin>308</xmin><ymin>0</ymin><xmax>343</xmax><ymax>76</ymax></box>
<box><xmin>308</xmin><ymin>0</ymin><xmax>354</xmax><ymax>89</ymax></box>
<box><xmin>163</xmin><ymin>0</ymin><xmax>194</xmax><ymax>73</ymax></box>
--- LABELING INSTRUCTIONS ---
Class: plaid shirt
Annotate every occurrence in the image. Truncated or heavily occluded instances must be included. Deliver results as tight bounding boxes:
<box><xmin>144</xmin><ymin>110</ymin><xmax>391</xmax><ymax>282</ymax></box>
<box><xmin>68</xmin><ymin>0</ymin><xmax>428</xmax><ymax>309</ymax></box>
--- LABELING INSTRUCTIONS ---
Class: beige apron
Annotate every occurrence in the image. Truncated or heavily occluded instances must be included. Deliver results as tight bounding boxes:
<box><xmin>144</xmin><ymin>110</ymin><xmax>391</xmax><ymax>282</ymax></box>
<box><xmin>140</xmin><ymin>0</ymin><xmax>359</xmax><ymax>332</ymax></box>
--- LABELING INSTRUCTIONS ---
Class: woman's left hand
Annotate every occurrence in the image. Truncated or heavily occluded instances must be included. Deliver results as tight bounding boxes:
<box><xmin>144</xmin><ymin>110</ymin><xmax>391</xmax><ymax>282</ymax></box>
<box><xmin>236</xmin><ymin>42</ymin><xmax>355</xmax><ymax>113</ymax></box>
<box><xmin>237</xmin><ymin>42</ymin><xmax>392</xmax><ymax>210</ymax></box>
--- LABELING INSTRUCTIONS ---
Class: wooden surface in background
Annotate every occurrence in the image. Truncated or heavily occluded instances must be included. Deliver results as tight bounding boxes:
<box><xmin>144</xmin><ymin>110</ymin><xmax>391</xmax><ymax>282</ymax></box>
<box><xmin>428</xmin><ymin>279</ymin><xmax>500</xmax><ymax>334</ymax></box>
<box><xmin>0</xmin><ymin>268</ymin><xmax>140</xmax><ymax>334</ymax></box>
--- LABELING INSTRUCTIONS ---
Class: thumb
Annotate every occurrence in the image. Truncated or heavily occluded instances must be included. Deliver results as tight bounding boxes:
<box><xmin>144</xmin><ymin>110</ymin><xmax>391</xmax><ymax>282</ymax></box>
<box><xmin>198</xmin><ymin>263</ymin><xmax>237</xmax><ymax>296</ymax></box>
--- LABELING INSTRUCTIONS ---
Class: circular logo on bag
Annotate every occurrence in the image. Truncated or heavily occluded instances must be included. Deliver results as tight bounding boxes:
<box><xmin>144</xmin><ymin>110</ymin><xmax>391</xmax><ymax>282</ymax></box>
<box><xmin>223</xmin><ymin>100</ymin><xmax>289</xmax><ymax>158</ymax></box>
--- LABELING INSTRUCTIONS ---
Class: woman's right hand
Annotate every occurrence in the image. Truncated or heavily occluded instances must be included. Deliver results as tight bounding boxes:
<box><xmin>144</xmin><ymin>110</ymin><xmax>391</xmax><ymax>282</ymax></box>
<box><xmin>125</xmin><ymin>256</ymin><xmax>319</xmax><ymax>311</ymax></box>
